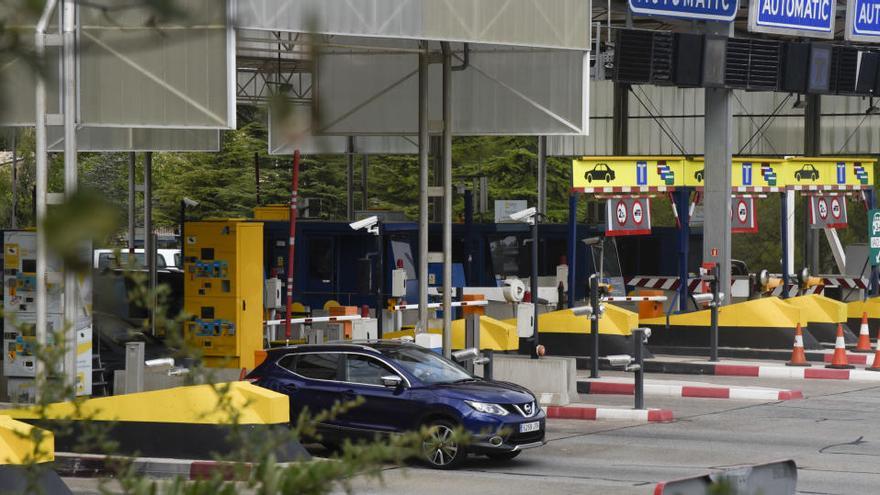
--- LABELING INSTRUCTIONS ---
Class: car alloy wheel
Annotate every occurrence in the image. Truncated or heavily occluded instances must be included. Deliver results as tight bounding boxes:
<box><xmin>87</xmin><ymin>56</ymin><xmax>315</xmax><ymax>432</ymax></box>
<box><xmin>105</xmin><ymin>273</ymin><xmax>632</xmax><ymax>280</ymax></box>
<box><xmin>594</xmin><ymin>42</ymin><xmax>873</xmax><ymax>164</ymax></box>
<box><xmin>422</xmin><ymin>421</ymin><xmax>464</xmax><ymax>469</ymax></box>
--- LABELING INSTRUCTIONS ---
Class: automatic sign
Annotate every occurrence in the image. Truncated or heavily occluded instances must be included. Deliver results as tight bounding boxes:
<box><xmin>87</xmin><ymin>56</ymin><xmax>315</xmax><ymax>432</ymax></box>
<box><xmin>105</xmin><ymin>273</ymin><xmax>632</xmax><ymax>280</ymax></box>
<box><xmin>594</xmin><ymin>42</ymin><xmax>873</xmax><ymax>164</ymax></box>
<box><xmin>810</xmin><ymin>194</ymin><xmax>847</xmax><ymax>229</ymax></box>
<box><xmin>607</xmin><ymin>197</ymin><xmax>651</xmax><ymax>236</ymax></box>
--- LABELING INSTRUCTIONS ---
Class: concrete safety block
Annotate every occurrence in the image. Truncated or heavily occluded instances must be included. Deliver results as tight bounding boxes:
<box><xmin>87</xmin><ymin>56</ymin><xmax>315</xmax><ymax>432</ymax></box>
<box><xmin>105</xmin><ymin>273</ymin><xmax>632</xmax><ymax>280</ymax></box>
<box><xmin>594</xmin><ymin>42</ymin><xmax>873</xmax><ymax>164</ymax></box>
<box><xmin>0</xmin><ymin>416</ymin><xmax>54</xmax><ymax>465</ymax></box>
<box><xmin>492</xmin><ymin>355</ymin><xmax>578</xmax><ymax>405</ymax></box>
<box><xmin>4</xmin><ymin>382</ymin><xmax>310</xmax><ymax>461</ymax></box>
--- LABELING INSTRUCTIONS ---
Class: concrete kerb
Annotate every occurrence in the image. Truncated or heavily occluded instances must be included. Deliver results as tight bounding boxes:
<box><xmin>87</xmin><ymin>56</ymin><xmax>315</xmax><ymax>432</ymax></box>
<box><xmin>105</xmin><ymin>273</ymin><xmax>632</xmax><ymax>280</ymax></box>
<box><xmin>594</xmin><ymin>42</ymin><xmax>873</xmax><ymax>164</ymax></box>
<box><xmin>492</xmin><ymin>355</ymin><xmax>578</xmax><ymax>406</ymax></box>
<box><xmin>52</xmin><ymin>452</ymin><xmax>314</xmax><ymax>480</ymax></box>
<box><xmin>577</xmin><ymin>378</ymin><xmax>804</xmax><ymax>401</ymax></box>
<box><xmin>546</xmin><ymin>404</ymin><xmax>674</xmax><ymax>423</ymax></box>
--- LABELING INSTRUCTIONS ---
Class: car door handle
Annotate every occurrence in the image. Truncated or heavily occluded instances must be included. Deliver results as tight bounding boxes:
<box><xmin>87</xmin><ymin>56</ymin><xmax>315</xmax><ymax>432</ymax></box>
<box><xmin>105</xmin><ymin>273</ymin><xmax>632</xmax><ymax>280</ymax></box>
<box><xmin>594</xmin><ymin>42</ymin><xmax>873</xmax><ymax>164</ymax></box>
<box><xmin>342</xmin><ymin>389</ymin><xmax>357</xmax><ymax>400</ymax></box>
<box><xmin>282</xmin><ymin>384</ymin><xmax>297</xmax><ymax>393</ymax></box>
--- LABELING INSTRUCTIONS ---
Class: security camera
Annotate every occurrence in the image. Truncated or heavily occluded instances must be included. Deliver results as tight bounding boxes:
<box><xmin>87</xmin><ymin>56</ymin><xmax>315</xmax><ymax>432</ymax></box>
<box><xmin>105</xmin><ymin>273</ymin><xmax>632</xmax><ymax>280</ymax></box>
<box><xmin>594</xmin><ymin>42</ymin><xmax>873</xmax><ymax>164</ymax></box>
<box><xmin>605</xmin><ymin>354</ymin><xmax>632</xmax><ymax>367</ymax></box>
<box><xmin>571</xmin><ymin>305</ymin><xmax>593</xmax><ymax>316</ymax></box>
<box><xmin>583</xmin><ymin>236</ymin><xmax>604</xmax><ymax>246</ymax></box>
<box><xmin>509</xmin><ymin>207</ymin><xmax>537</xmax><ymax>224</ymax></box>
<box><xmin>349</xmin><ymin>216</ymin><xmax>380</xmax><ymax>235</ymax></box>
<box><xmin>182</xmin><ymin>197</ymin><xmax>200</xmax><ymax>208</ymax></box>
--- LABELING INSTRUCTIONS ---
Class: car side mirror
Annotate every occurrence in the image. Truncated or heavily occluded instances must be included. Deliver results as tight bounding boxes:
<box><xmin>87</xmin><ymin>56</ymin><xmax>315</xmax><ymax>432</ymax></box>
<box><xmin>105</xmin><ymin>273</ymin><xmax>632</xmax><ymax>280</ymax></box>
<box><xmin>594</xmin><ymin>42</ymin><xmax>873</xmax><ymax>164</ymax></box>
<box><xmin>381</xmin><ymin>375</ymin><xmax>403</xmax><ymax>388</ymax></box>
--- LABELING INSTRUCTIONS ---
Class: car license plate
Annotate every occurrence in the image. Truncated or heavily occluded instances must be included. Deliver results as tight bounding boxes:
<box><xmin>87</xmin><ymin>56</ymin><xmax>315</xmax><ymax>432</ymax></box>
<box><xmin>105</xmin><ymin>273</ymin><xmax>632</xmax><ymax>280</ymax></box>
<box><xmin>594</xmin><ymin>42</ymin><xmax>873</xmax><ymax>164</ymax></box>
<box><xmin>519</xmin><ymin>421</ymin><xmax>540</xmax><ymax>433</ymax></box>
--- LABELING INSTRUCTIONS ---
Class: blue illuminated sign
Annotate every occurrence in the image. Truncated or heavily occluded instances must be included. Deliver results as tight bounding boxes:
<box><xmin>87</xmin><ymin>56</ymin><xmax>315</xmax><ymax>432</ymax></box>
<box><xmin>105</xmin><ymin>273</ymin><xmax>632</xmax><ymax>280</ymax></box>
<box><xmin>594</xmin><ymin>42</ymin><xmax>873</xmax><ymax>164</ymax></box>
<box><xmin>846</xmin><ymin>0</ymin><xmax>880</xmax><ymax>41</ymax></box>
<box><xmin>628</xmin><ymin>0</ymin><xmax>739</xmax><ymax>22</ymax></box>
<box><xmin>749</xmin><ymin>0</ymin><xmax>836</xmax><ymax>38</ymax></box>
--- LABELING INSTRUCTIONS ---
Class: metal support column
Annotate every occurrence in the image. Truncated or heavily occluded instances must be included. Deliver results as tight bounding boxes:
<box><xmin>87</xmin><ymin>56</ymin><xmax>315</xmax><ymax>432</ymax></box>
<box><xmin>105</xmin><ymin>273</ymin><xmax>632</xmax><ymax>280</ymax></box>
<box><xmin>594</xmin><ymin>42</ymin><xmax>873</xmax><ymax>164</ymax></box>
<box><xmin>703</xmin><ymin>85</ymin><xmax>733</xmax><ymax>303</ymax></box>
<box><xmin>804</xmin><ymin>95</ymin><xmax>821</xmax><ymax>273</ymax></box>
<box><xmin>612</xmin><ymin>83</ymin><xmax>629</xmax><ymax>155</ymax></box>
<box><xmin>676</xmin><ymin>188</ymin><xmax>691</xmax><ymax>311</ymax></box>
<box><xmin>361</xmin><ymin>154</ymin><xmax>369</xmax><ymax>210</ymax></box>
<box><xmin>781</xmin><ymin>191</ymin><xmax>790</xmax><ymax>293</ymax></box>
<box><xmin>537</xmin><ymin>136</ymin><xmax>547</xmax><ymax>216</ymax></box>
<box><xmin>530</xmin><ymin>215</ymin><xmax>540</xmax><ymax>358</ymax></box>
<box><xmin>128</xmin><ymin>153</ymin><xmax>136</xmax><ymax>252</ymax></box>
<box><xmin>346</xmin><ymin>137</ymin><xmax>355</xmax><ymax>221</ymax></box>
<box><xmin>62</xmin><ymin>0</ymin><xmax>78</xmax><ymax>389</ymax></box>
<box><xmin>144</xmin><ymin>152</ymin><xmax>156</xmax><ymax>335</ymax></box>
<box><xmin>34</xmin><ymin>0</ymin><xmax>57</xmax><ymax>398</ymax></box>
<box><xmin>590</xmin><ymin>275</ymin><xmax>600</xmax><ymax>378</ymax></box>
<box><xmin>567</xmin><ymin>193</ymin><xmax>578</xmax><ymax>308</ymax></box>
<box><xmin>418</xmin><ymin>41</ymin><xmax>430</xmax><ymax>335</ymax></box>
<box><xmin>441</xmin><ymin>42</ymin><xmax>453</xmax><ymax>358</ymax></box>
<box><xmin>254</xmin><ymin>152</ymin><xmax>261</xmax><ymax>206</ymax></box>
<box><xmin>10</xmin><ymin>130</ymin><xmax>17</xmax><ymax>229</ymax></box>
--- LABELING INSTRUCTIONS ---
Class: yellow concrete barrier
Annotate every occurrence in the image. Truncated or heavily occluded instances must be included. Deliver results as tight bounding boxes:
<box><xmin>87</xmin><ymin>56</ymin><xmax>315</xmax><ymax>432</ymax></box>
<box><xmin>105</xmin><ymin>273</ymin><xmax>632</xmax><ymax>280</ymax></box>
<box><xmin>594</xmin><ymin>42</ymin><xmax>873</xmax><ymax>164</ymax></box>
<box><xmin>0</xmin><ymin>416</ymin><xmax>54</xmax><ymax>465</ymax></box>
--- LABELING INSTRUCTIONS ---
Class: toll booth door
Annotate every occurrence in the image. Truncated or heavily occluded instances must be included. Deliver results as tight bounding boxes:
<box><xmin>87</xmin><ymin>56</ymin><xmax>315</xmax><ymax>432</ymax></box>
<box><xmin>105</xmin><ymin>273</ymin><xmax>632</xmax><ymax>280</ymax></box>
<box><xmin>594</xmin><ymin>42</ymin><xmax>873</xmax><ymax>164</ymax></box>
<box><xmin>307</xmin><ymin>237</ymin><xmax>337</xmax><ymax>297</ymax></box>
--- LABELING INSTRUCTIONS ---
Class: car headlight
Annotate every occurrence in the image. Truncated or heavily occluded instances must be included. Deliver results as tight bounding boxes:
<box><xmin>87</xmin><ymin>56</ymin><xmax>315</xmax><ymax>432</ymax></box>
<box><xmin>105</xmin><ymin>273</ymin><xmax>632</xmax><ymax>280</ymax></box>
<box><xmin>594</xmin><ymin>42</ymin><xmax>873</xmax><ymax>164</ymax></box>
<box><xmin>465</xmin><ymin>400</ymin><xmax>509</xmax><ymax>416</ymax></box>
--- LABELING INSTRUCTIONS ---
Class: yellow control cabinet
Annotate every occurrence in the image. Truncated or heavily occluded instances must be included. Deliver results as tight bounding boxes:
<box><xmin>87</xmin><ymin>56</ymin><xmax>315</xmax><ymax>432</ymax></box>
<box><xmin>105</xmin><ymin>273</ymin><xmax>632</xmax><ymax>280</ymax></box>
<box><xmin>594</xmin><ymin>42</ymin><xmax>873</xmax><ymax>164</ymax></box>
<box><xmin>184</xmin><ymin>220</ymin><xmax>263</xmax><ymax>370</ymax></box>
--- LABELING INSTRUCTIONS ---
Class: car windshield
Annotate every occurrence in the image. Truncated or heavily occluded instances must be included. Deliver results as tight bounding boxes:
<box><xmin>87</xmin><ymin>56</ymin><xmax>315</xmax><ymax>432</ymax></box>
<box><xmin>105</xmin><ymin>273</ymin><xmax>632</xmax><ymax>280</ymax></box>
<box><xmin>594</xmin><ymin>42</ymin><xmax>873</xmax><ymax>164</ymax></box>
<box><xmin>379</xmin><ymin>345</ymin><xmax>473</xmax><ymax>385</ymax></box>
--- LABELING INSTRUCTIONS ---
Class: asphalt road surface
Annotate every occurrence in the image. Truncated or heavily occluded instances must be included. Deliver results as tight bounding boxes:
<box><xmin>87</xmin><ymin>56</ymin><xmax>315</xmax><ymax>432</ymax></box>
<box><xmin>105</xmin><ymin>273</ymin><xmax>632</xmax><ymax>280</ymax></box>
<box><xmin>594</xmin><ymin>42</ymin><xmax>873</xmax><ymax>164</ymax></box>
<box><xmin>63</xmin><ymin>373</ymin><xmax>880</xmax><ymax>495</ymax></box>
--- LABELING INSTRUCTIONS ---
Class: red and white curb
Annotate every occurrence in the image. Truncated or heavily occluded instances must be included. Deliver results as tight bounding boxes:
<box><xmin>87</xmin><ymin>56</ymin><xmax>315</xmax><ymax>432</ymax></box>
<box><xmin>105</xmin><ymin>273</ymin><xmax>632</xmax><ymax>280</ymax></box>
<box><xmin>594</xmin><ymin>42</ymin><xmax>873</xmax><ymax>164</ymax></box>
<box><xmin>54</xmin><ymin>452</ymin><xmax>256</xmax><ymax>480</ymax></box>
<box><xmin>821</xmin><ymin>352</ymin><xmax>876</xmax><ymax>366</ymax></box>
<box><xmin>579</xmin><ymin>380</ymin><xmax>802</xmax><ymax>401</ymax></box>
<box><xmin>546</xmin><ymin>404</ymin><xmax>673</xmax><ymax>423</ymax></box>
<box><xmin>715</xmin><ymin>363</ymin><xmax>880</xmax><ymax>381</ymax></box>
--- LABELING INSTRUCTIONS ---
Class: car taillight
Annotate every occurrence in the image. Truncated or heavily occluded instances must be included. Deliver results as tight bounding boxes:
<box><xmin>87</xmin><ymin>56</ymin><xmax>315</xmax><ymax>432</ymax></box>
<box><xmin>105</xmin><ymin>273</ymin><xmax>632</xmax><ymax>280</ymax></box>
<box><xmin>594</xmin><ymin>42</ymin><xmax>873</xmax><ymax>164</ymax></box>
<box><xmin>243</xmin><ymin>377</ymin><xmax>260</xmax><ymax>384</ymax></box>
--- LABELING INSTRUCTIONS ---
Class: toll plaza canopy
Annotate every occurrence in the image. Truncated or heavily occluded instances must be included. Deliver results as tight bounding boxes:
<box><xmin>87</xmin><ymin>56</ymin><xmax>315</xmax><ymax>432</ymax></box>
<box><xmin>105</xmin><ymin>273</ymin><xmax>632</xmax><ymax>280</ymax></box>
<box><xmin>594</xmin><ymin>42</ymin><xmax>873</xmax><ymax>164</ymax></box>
<box><xmin>572</xmin><ymin>156</ymin><xmax>876</xmax><ymax>193</ymax></box>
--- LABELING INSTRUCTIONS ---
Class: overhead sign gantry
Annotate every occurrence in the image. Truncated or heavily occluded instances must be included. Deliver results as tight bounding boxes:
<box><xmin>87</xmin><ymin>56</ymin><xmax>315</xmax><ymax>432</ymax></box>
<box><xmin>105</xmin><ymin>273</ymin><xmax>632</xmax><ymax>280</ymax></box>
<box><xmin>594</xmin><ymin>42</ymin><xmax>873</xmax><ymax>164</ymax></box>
<box><xmin>568</xmin><ymin>156</ymin><xmax>876</xmax><ymax>309</ymax></box>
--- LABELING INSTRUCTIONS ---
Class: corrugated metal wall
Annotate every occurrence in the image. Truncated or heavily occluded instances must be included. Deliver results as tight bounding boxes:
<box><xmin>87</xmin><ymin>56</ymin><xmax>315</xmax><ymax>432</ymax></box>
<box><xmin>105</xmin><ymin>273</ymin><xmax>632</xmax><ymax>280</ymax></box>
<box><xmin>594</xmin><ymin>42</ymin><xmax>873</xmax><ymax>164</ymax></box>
<box><xmin>550</xmin><ymin>81</ymin><xmax>880</xmax><ymax>156</ymax></box>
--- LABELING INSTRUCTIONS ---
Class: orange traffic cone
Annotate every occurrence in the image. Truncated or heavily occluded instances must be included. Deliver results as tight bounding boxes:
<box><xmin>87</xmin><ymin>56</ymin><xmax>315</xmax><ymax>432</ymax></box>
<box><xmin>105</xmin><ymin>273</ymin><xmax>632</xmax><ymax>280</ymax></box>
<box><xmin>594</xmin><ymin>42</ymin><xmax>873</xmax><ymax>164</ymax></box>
<box><xmin>786</xmin><ymin>324</ymin><xmax>811</xmax><ymax>367</ymax></box>
<box><xmin>868</xmin><ymin>329</ymin><xmax>880</xmax><ymax>372</ymax></box>
<box><xmin>826</xmin><ymin>324</ymin><xmax>855</xmax><ymax>369</ymax></box>
<box><xmin>856</xmin><ymin>312</ymin><xmax>873</xmax><ymax>352</ymax></box>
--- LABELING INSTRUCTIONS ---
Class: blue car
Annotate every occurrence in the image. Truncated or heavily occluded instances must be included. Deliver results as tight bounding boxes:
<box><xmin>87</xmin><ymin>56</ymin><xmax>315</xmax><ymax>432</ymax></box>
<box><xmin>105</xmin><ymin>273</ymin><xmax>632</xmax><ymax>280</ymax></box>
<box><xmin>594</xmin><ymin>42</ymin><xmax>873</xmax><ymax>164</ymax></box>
<box><xmin>246</xmin><ymin>341</ymin><xmax>546</xmax><ymax>469</ymax></box>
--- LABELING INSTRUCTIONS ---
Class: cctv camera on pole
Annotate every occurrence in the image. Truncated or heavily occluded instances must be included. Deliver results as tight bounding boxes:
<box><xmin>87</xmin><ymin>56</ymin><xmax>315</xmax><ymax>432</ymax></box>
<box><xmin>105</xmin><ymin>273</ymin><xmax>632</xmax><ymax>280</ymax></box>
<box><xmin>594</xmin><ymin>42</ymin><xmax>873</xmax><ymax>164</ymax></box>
<box><xmin>510</xmin><ymin>207</ymin><xmax>541</xmax><ymax>359</ymax></box>
<box><xmin>351</xmin><ymin>216</ymin><xmax>383</xmax><ymax>336</ymax></box>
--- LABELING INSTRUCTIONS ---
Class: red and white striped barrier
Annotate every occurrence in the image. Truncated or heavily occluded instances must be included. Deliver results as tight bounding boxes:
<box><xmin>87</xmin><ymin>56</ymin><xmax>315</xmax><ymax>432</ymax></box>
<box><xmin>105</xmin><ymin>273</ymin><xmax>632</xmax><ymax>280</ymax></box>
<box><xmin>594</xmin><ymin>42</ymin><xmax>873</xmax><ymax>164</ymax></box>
<box><xmin>545</xmin><ymin>404</ymin><xmax>673</xmax><ymax>423</ymax></box>
<box><xmin>392</xmin><ymin>300</ymin><xmax>488</xmax><ymax>311</ymax></box>
<box><xmin>579</xmin><ymin>379</ymin><xmax>802</xmax><ymax>401</ymax></box>
<box><xmin>602</xmin><ymin>296</ymin><xmax>668</xmax><ymax>303</ymax></box>
<box><xmin>265</xmin><ymin>315</ymin><xmax>362</xmax><ymax>326</ymax></box>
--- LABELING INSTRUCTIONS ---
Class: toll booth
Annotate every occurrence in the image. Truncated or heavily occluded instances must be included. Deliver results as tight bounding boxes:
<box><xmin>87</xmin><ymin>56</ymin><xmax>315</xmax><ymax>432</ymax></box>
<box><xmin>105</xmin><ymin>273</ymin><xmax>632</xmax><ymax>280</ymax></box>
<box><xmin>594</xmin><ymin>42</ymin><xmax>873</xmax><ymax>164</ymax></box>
<box><xmin>183</xmin><ymin>220</ymin><xmax>263</xmax><ymax>370</ymax></box>
<box><xmin>2</xmin><ymin>231</ymin><xmax>92</xmax><ymax>401</ymax></box>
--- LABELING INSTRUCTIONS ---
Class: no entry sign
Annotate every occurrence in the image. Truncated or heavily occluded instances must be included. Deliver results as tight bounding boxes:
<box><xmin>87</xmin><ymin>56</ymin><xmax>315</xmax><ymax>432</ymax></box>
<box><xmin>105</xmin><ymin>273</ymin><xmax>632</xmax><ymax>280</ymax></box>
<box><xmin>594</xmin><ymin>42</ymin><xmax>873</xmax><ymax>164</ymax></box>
<box><xmin>606</xmin><ymin>197</ymin><xmax>651</xmax><ymax>236</ymax></box>
<box><xmin>810</xmin><ymin>194</ymin><xmax>848</xmax><ymax>229</ymax></box>
<box><xmin>731</xmin><ymin>197</ymin><xmax>758</xmax><ymax>234</ymax></box>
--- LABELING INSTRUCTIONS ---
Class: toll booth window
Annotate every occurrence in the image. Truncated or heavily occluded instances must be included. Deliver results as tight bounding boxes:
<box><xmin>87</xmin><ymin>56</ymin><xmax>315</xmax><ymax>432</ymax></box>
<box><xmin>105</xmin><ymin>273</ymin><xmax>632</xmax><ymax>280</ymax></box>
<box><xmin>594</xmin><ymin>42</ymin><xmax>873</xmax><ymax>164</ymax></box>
<box><xmin>344</xmin><ymin>354</ymin><xmax>396</xmax><ymax>386</ymax></box>
<box><xmin>309</xmin><ymin>239</ymin><xmax>334</xmax><ymax>282</ymax></box>
<box><xmin>288</xmin><ymin>353</ymin><xmax>340</xmax><ymax>380</ymax></box>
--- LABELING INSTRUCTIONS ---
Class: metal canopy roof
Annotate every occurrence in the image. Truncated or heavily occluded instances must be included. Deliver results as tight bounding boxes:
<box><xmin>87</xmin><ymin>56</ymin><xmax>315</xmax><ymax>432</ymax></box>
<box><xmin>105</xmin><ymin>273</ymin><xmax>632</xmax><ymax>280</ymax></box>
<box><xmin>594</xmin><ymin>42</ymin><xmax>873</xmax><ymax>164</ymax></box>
<box><xmin>236</xmin><ymin>0</ymin><xmax>590</xmax><ymax>50</ymax></box>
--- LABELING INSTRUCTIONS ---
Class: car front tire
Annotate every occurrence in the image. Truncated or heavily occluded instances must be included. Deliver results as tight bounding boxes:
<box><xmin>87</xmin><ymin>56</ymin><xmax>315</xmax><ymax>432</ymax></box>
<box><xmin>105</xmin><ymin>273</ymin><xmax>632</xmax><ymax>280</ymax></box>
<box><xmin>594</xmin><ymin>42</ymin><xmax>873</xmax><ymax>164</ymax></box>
<box><xmin>486</xmin><ymin>451</ymin><xmax>521</xmax><ymax>461</ymax></box>
<box><xmin>422</xmin><ymin>420</ymin><xmax>466</xmax><ymax>469</ymax></box>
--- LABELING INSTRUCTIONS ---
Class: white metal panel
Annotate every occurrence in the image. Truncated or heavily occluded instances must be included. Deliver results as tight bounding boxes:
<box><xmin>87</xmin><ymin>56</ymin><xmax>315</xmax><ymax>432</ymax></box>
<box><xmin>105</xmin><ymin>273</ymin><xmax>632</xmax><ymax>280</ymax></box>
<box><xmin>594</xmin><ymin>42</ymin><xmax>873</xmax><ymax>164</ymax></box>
<box><xmin>314</xmin><ymin>39</ymin><xmax>587</xmax><ymax>135</ymax></box>
<box><xmin>46</xmin><ymin>127</ymin><xmax>221</xmax><ymax>152</ymax></box>
<box><xmin>78</xmin><ymin>0</ymin><xmax>234</xmax><ymax>128</ymax></box>
<box><xmin>236</xmin><ymin>0</ymin><xmax>590</xmax><ymax>50</ymax></box>
<box><xmin>820</xmin><ymin>95</ymin><xmax>880</xmax><ymax>154</ymax></box>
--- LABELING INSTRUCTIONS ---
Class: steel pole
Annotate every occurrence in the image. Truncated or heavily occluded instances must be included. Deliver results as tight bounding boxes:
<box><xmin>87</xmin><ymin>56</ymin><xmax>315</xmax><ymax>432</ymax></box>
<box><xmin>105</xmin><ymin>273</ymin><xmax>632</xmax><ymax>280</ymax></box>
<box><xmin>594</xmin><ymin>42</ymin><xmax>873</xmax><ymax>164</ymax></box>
<box><xmin>781</xmin><ymin>192</ymin><xmax>790</xmax><ymax>294</ymax></box>
<box><xmin>346</xmin><ymin>137</ymin><xmax>355</xmax><ymax>221</ymax></box>
<box><xmin>418</xmin><ymin>42</ymin><xmax>430</xmax><ymax>335</ymax></box>
<box><xmin>144</xmin><ymin>152</ymin><xmax>155</xmax><ymax>336</ymax></box>
<box><xmin>377</xmin><ymin>225</ymin><xmax>384</xmax><ymax>337</ymax></box>
<box><xmin>10</xmin><ymin>130</ymin><xmax>17</xmax><ymax>229</ymax></box>
<box><xmin>441</xmin><ymin>43</ymin><xmax>453</xmax><ymax>358</ymax></box>
<box><xmin>254</xmin><ymin>152</ymin><xmax>262</xmax><ymax>206</ymax></box>
<box><xmin>537</xmin><ymin>136</ymin><xmax>547</xmax><ymax>216</ymax></box>
<box><xmin>531</xmin><ymin>217</ymin><xmax>540</xmax><ymax>358</ymax></box>
<box><xmin>62</xmin><ymin>0</ymin><xmax>78</xmax><ymax>389</ymax></box>
<box><xmin>633</xmin><ymin>328</ymin><xmax>645</xmax><ymax>410</ymax></box>
<box><xmin>590</xmin><ymin>275</ymin><xmax>600</xmax><ymax>378</ymax></box>
<box><xmin>128</xmin><ymin>153</ymin><xmax>136</xmax><ymax>252</ymax></box>
<box><xmin>285</xmin><ymin>151</ymin><xmax>301</xmax><ymax>339</ymax></box>
<box><xmin>677</xmin><ymin>188</ymin><xmax>691</xmax><ymax>311</ymax></box>
<box><xmin>34</xmin><ymin>0</ymin><xmax>57</xmax><ymax>399</ymax></box>
<box><xmin>567</xmin><ymin>193</ymin><xmax>578</xmax><ymax>308</ymax></box>
<box><xmin>710</xmin><ymin>266</ymin><xmax>720</xmax><ymax>362</ymax></box>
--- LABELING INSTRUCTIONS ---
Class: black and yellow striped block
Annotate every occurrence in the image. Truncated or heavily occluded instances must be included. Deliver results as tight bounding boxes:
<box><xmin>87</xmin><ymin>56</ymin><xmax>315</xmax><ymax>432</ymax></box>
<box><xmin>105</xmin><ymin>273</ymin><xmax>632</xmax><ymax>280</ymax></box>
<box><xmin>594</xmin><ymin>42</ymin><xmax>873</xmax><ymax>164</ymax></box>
<box><xmin>785</xmin><ymin>295</ymin><xmax>855</xmax><ymax>343</ymax></box>
<box><xmin>3</xmin><ymin>382</ymin><xmax>309</xmax><ymax>461</ymax></box>
<box><xmin>641</xmin><ymin>298</ymin><xmax>821</xmax><ymax>350</ymax></box>
<box><xmin>508</xmin><ymin>306</ymin><xmax>643</xmax><ymax>357</ymax></box>
<box><xmin>847</xmin><ymin>298</ymin><xmax>880</xmax><ymax>338</ymax></box>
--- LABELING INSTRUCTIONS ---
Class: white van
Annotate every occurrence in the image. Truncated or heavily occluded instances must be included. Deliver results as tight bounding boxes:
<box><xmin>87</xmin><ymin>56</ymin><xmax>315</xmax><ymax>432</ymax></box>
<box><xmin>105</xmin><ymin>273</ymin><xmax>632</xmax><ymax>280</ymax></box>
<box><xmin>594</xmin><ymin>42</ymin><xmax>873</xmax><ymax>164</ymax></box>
<box><xmin>93</xmin><ymin>249</ymin><xmax>180</xmax><ymax>271</ymax></box>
